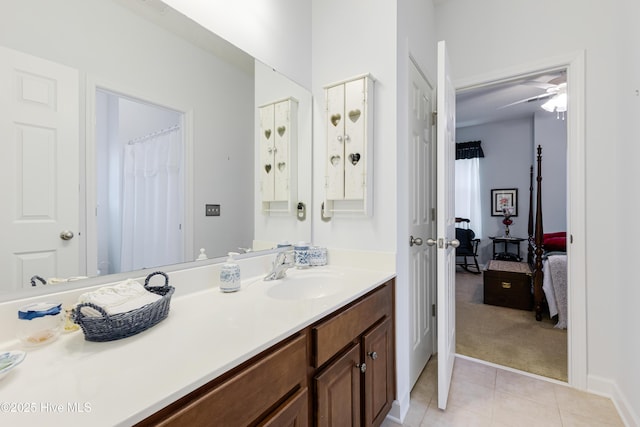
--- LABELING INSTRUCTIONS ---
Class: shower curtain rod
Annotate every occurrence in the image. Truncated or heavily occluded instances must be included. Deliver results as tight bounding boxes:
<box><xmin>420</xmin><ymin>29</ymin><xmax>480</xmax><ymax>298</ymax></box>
<box><xmin>127</xmin><ymin>124</ymin><xmax>180</xmax><ymax>145</ymax></box>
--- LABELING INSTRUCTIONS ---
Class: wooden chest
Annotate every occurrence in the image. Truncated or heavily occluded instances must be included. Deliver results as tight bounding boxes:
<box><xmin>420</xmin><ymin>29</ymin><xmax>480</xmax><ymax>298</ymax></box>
<box><xmin>483</xmin><ymin>260</ymin><xmax>532</xmax><ymax>310</ymax></box>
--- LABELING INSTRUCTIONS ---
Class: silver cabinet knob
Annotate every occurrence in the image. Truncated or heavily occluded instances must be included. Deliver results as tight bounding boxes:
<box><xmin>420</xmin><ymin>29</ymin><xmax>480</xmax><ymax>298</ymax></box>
<box><xmin>368</xmin><ymin>351</ymin><xmax>378</xmax><ymax>360</ymax></box>
<box><xmin>60</xmin><ymin>230</ymin><xmax>74</xmax><ymax>240</ymax></box>
<box><xmin>409</xmin><ymin>235</ymin><xmax>423</xmax><ymax>247</ymax></box>
<box><xmin>425</xmin><ymin>238</ymin><xmax>437</xmax><ymax>246</ymax></box>
<box><xmin>356</xmin><ymin>362</ymin><xmax>367</xmax><ymax>373</ymax></box>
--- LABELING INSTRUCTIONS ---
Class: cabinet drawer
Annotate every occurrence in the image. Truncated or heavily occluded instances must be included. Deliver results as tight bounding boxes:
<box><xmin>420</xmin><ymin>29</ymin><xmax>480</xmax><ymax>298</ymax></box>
<box><xmin>147</xmin><ymin>334</ymin><xmax>307</xmax><ymax>426</ymax></box>
<box><xmin>313</xmin><ymin>283</ymin><xmax>392</xmax><ymax>368</ymax></box>
<box><xmin>483</xmin><ymin>270</ymin><xmax>532</xmax><ymax>310</ymax></box>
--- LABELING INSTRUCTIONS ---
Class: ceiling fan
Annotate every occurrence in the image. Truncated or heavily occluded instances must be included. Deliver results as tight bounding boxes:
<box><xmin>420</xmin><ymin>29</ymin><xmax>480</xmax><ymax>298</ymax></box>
<box><xmin>499</xmin><ymin>74</ymin><xmax>567</xmax><ymax>111</ymax></box>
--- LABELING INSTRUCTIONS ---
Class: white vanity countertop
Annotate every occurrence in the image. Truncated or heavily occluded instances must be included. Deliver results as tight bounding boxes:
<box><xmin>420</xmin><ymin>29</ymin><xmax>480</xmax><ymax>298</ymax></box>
<box><xmin>0</xmin><ymin>265</ymin><xmax>395</xmax><ymax>426</ymax></box>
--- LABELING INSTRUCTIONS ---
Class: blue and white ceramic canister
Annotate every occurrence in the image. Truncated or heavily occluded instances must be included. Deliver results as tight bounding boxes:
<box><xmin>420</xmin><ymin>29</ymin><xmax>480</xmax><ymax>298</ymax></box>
<box><xmin>294</xmin><ymin>242</ymin><xmax>310</xmax><ymax>268</ymax></box>
<box><xmin>220</xmin><ymin>252</ymin><xmax>241</xmax><ymax>292</ymax></box>
<box><xmin>309</xmin><ymin>246</ymin><xmax>328</xmax><ymax>266</ymax></box>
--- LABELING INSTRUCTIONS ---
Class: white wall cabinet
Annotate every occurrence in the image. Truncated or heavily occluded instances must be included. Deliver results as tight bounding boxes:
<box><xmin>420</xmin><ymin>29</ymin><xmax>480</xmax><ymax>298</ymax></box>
<box><xmin>323</xmin><ymin>74</ymin><xmax>374</xmax><ymax>217</ymax></box>
<box><xmin>259</xmin><ymin>97</ymin><xmax>297</xmax><ymax>213</ymax></box>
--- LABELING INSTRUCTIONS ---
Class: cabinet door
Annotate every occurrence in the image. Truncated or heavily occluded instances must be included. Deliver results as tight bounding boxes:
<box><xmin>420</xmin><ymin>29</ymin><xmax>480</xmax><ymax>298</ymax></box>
<box><xmin>260</xmin><ymin>103</ymin><xmax>276</xmax><ymax>201</ymax></box>
<box><xmin>315</xmin><ymin>343</ymin><xmax>361</xmax><ymax>427</ymax></box>
<box><xmin>326</xmin><ymin>83</ymin><xmax>345</xmax><ymax>200</ymax></box>
<box><xmin>362</xmin><ymin>317</ymin><xmax>395</xmax><ymax>427</ymax></box>
<box><xmin>259</xmin><ymin>387</ymin><xmax>308</xmax><ymax>427</ymax></box>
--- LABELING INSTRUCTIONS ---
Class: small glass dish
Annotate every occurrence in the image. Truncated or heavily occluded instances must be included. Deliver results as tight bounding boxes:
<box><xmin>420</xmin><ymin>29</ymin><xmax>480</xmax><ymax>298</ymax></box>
<box><xmin>0</xmin><ymin>350</ymin><xmax>26</xmax><ymax>380</ymax></box>
<box><xmin>17</xmin><ymin>302</ymin><xmax>63</xmax><ymax>347</ymax></box>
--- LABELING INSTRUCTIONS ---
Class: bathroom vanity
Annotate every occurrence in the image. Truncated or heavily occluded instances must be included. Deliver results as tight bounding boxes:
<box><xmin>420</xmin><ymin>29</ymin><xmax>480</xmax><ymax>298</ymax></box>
<box><xmin>137</xmin><ymin>280</ymin><xmax>395</xmax><ymax>426</ymax></box>
<box><xmin>0</xmin><ymin>258</ymin><xmax>395</xmax><ymax>427</ymax></box>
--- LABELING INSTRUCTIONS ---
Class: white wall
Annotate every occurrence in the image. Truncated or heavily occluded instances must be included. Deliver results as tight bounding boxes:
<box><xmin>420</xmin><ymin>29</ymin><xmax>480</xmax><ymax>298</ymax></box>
<box><xmin>161</xmin><ymin>0</ymin><xmax>312</xmax><ymax>89</ymax></box>
<box><xmin>436</xmin><ymin>0</ymin><xmax>637</xmax><ymax>422</ymax></box>
<box><xmin>311</xmin><ymin>0</ymin><xmax>398</xmax><ymax>252</ymax></box>
<box><xmin>615</xmin><ymin>0</ymin><xmax>640</xmax><ymax>422</ymax></box>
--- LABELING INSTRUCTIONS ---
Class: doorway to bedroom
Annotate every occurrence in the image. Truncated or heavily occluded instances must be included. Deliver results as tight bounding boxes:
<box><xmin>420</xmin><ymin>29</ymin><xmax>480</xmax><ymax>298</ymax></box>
<box><xmin>454</xmin><ymin>68</ymin><xmax>569</xmax><ymax>382</ymax></box>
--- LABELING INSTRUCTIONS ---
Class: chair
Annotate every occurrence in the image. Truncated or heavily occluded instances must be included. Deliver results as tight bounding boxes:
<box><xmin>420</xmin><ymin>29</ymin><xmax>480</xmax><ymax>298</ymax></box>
<box><xmin>455</xmin><ymin>218</ymin><xmax>481</xmax><ymax>274</ymax></box>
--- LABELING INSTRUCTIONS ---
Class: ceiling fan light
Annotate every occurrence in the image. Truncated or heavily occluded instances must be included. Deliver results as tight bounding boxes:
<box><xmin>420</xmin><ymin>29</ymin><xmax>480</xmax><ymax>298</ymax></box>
<box><xmin>541</xmin><ymin>98</ymin><xmax>556</xmax><ymax>112</ymax></box>
<box><xmin>541</xmin><ymin>93</ymin><xmax>567</xmax><ymax>113</ymax></box>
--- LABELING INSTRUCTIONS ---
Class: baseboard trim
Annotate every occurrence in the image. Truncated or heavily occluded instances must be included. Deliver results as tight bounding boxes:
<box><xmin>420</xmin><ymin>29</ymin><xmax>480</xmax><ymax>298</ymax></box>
<box><xmin>386</xmin><ymin>392</ymin><xmax>410</xmax><ymax>424</ymax></box>
<box><xmin>588</xmin><ymin>374</ymin><xmax>639</xmax><ymax>427</ymax></box>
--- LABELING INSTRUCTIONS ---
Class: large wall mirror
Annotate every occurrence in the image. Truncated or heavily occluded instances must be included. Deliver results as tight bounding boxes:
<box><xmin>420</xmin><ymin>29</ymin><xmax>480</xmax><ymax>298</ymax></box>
<box><xmin>0</xmin><ymin>0</ymin><xmax>312</xmax><ymax>301</ymax></box>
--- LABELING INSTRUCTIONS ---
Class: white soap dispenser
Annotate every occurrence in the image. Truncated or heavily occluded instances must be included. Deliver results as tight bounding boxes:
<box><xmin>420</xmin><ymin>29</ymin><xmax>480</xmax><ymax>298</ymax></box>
<box><xmin>220</xmin><ymin>252</ymin><xmax>241</xmax><ymax>292</ymax></box>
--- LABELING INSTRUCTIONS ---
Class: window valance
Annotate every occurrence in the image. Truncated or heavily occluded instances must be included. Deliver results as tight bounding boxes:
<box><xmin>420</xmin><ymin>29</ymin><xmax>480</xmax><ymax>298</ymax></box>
<box><xmin>456</xmin><ymin>140</ymin><xmax>484</xmax><ymax>160</ymax></box>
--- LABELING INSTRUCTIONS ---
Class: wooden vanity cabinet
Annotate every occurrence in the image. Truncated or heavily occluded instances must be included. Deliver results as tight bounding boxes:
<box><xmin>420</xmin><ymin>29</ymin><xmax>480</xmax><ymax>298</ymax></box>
<box><xmin>137</xmin><ymin>279</ymin><xmax>395</xmax><ymax>427</ymax></box>
<box><xmin>313</xmin><ymin>281</ymin><xmax>395</xmax><ymax>427</ymax></box>
<box><xmin>136</xmin><ymin>333</ymin><xmax>308</xmax><ymax>427</ymax></box>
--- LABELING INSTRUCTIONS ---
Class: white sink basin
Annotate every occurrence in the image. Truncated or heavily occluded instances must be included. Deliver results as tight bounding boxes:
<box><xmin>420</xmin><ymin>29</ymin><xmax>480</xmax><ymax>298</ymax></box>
<box><xmin>265</xmin><ymin>270</ymin><xmax>344</xmax><ymax>301</ymax></box>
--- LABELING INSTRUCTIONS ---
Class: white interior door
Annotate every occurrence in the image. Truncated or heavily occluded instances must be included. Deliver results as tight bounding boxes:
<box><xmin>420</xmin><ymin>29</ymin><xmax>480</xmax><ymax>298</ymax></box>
<box><xmin>436</xmin><ymin>40</ymin><xmax>458</xmax><ymax>410</ymax></box>
<box><xmin>408</xmin><ymin>59</ymin><xmax>436</xmax><ymax>388</ymax></box>
<box><xmin>0</xmin><ymin>46</ymin><xmax>79</xmax><ymax>290</ymax></box>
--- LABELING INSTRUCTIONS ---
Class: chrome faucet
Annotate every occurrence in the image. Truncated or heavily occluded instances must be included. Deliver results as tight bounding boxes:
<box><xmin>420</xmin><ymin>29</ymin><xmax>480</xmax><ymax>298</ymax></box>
<box><xmin>264</xmin><ymin>250</ymin><xmax>294</xmax><ymax>281</ymax></box>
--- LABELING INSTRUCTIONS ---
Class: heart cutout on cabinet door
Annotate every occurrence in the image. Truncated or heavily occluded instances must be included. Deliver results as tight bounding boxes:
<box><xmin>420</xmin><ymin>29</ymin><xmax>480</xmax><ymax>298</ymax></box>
<box><xmin>277</xmin><ymin>162</ymin><xmax>286</xmax><ymax>172</ymax></box>
<box><xmin>348</xmin><ymin>153</ymin><xmax>361</xmax><ymax>165</ymax></box>
<box><xmin>277</xmin><ymin>126</ymin><xmax>286</xmax><ymax>136</ymax></box>
<box><xmin>330</xmin><ymin>155</ymin><xmax>341</xmax><ymax>166</ymax></box>
<box><xmin>348</xmin><ymin>109</ymin><xmax>361</xmax><ymax>123</ymax></box>
<box><xmin>265</xmin><ymin>164</ymin><xmax>272</xmax><ymax>174</ymax></box>
<box><xmin>264</xmin><ymin>129</ymin><xmax>272</xmax><ymax>139</ymax></box>
<box><xmin>330</xmin><ymin>113</ymin><xmax>341</xmax><ymax>127</ymax></box>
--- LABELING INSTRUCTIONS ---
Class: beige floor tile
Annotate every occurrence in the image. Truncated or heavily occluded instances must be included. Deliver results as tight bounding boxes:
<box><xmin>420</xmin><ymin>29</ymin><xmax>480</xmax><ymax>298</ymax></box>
<box><xmin>381</xmin><ymin>418</ymin><xmax>403</xmax><ymax>427</ymax></box>
<box><xmin>420</xmin><ymin>399</ymin><xmax>492</xmax><ymax>427</ymax></box>
<box><xmin>495</xmin><ymin>368</ymin><xmax>558</xmax><ymax>407</ymax></box>
<box><xmin>401</xmin><ymin>397</ymin><xmax>429</xmax><ymax>427</ymax></box>
<box><xmin>453</xmin><ymin>357</ymin><xmax>497</xmax><ymax>389</ymax></box>
<box><xmin>560</xmin><ymin>410</ymin><xmax>625</xmax><ymax>427</ymax></box>
<box><xmin>554</xmin><ymin>385</ymin><xmax>623</xmax><ymax>425</ymax></box>
<box><xmin>448</xmin><ymin>378</ymin><xmax>495</xmax><ymax>418</ymax></box>
<box><xmin>492</xmin><ymin>390</ymin><xmax>562</xmax><ymax>427</ymax></box>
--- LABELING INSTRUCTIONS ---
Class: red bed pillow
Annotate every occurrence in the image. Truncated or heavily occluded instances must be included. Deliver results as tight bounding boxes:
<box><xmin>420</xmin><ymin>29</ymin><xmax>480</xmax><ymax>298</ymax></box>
<box><xmin>543</xmin><ymin>232</ymin><xmax>566</xmax><ymax>252</ymax></box>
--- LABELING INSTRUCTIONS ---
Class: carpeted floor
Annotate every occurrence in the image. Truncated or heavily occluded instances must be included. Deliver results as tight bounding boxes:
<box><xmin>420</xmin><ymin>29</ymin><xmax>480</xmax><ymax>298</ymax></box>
<box><xmin>456</xmin><ymin>269</ymin><xmax>568</xmax><ymax>381</ymax></box>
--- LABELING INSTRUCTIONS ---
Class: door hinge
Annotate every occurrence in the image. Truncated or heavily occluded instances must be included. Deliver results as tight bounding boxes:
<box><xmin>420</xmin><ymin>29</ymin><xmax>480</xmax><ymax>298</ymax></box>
<box><xmin>432</xmin><ymin>111</ymin><xmax>437</xmax><ymax>125</ymax></box>
<box><xmin>431</xmin><ymin>208</ymin><xmax>436</xmax><ymax>222</ymax></box>
<box><xmin>431</xmin><ymin>304</ymin><xmax>436</xmax><ymax>317</ymax></box>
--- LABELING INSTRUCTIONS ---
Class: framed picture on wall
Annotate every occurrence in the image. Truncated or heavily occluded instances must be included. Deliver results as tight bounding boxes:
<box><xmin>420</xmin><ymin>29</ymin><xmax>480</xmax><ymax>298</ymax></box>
<box><xmin>491</xmin><ymin>188</ymin><xmax>518</xmax><ymax>216</ymax></box>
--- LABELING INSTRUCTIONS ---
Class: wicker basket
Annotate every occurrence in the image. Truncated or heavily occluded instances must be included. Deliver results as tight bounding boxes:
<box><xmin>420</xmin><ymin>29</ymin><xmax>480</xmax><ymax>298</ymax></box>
<box><xmin>73</xmin><ymin>271</ymin><xmax>175</xmax><ymax>342</ymax></box>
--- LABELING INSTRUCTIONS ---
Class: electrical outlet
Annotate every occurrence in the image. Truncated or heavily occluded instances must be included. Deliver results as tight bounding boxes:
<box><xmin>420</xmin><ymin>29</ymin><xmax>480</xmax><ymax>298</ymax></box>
<box><xmin>205</xmin><ymin>204</ymin><xmax>220</xmax><ymax>216</ymax></box>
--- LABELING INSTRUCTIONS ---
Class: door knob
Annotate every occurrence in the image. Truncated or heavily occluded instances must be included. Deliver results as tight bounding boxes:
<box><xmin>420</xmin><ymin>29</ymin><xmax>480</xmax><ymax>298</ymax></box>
<box><xmin>425</xmin><ymin>238</ymin><xmax>437</xmax><ymax>246</ymax></box>
<box><xmin>447</xmin><ymin>239</ymin><xmax>460</xmax><ymax>248</ymax></box>
<box><xmin>409</xmin><ymin>235</ymin><xmax>423</xmax><ymax>247</ymax></box>
<box><xmin>60</xmin><ymin>230</ymin><xmax>74</xmax><ymax>241</ymax></box>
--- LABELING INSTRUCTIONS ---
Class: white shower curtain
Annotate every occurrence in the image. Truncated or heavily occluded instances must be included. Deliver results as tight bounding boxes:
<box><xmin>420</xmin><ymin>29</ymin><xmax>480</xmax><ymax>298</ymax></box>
<box><xmin>120</xmin><ymin>127</ymin><xmax>183</xmax><ymax>272</ymax></box>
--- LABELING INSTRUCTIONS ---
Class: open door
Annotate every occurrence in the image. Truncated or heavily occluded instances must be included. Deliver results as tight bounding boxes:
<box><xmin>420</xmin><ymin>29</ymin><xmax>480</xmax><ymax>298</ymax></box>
<box><xmin>436</xmin><ymin>40</ymin><xmax>459</xmax><ymax>410</ymax></box>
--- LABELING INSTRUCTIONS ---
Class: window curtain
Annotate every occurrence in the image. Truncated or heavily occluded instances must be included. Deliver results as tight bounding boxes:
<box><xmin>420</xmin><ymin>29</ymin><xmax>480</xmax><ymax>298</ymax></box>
<box><xmin>120</xmin><ymin>127</ymin><xmax>183</xmax><ymax>272</ymax></box>
<box><xmin>455</xmin><ymin>141</ymin><xmax>483</xmax><ymax>237</ymax></box>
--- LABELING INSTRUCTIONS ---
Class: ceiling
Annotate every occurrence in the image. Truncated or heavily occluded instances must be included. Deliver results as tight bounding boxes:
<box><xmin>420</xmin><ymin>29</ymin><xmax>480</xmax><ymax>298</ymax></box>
<box><xmin>455</xmin><ymin>72</ymin><xmax>566</xmax><ymax>128</ymax></box>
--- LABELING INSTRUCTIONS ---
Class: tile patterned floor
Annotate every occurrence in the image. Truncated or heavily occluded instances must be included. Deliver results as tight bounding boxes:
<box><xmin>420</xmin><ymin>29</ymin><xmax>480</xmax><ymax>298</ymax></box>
<box><xmin>383</xmin><ymin>357</ymin><xmax>625</xmax><ymax>427</ymax></box>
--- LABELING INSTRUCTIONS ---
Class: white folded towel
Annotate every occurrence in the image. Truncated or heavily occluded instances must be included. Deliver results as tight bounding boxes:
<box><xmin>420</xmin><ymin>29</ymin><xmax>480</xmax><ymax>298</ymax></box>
<box><xmin>77</xmin><ymin>279</ymin><xmax>162</xmax><ymax>317</ymax></box>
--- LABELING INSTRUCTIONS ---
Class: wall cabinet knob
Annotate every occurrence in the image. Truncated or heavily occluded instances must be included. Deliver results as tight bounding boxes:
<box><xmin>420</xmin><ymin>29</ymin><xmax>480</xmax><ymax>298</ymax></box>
<box><xmin>368</xmin><ymin>351</ymin><xmax>378</xmax><ymax>360</ymax></box>
<box><xmin>356</xmin><ymin>362</ymin><xmax>367</xmax><ymax>373</ymax></box>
